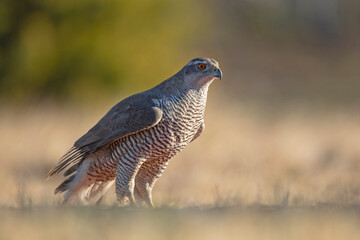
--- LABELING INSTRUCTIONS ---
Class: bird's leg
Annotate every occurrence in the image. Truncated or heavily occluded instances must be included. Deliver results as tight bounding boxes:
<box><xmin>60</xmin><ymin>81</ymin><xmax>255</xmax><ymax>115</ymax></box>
<box><xmin>135</xmin><ymin>178</ymin><xmax>155</xmax><ymax>208</ymax></box>
<box><xmin>133</xmin><ymin>185</ymin><xmax>147</xmax><ymax>206</ymax></box>
<box><xmin>135</xmin><ymin>160</ymin><xmax>168</xmax><ymax>208</ymax></box>
<box><xmin>115</xmin><ymin>158</ymin><xmax>144</xmax><ymax>207</ymax></box>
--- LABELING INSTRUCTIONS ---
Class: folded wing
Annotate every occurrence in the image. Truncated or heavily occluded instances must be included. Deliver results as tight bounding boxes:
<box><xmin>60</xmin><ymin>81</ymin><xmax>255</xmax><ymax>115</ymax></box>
<box><xmin>47</xmin><ymin>95</ymin><xmax>162</xmax><ymax>178</ymax></box>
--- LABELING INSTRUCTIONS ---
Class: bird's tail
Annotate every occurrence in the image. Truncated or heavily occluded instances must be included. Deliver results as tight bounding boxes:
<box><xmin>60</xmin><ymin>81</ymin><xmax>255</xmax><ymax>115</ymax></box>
<box><xmin>47</xmin><ymin>147</ymin><xmax>87</xmax><ymax>179</ymax></box>
<box><xmin>54</xmin><ymin>156</ymin><xmax>114</xmax><ymax>205</ymax></box>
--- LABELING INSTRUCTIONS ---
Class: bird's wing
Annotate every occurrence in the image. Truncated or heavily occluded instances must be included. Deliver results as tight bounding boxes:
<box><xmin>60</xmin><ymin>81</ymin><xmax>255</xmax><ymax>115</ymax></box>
<box><xmin>75</xmin><ymin>100</ymin><xmax>162</xmax><ymax>151</ymax></box>
<box><xmin>47</xmin><ymin>94</ymin><xmax>162</xmax><ymax>177</ymax></box>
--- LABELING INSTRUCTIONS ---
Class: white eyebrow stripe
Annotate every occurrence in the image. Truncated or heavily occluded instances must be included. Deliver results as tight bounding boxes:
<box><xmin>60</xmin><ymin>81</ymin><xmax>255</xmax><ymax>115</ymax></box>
<box><xmin>188</xmin><ymin>60</ymin><xmax>208</xmax><ymax>66</ymax></box>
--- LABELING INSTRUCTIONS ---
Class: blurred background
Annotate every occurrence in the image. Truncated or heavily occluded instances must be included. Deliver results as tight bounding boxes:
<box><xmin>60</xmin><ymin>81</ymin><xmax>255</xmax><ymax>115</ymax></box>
<box><xmin>1</xmin><ymin>0</ymin><xmax>360</xmax><ymax>105</ymax></box>
<box><xmin>1</xmin><ymin>0</ymin><xmax>360</xmax><ymax>238</ymax></box>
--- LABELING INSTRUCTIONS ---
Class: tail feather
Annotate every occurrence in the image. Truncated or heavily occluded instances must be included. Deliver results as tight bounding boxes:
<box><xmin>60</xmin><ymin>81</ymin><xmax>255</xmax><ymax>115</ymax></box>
<box><xmin>47</xmin><ymin>147</ymin><xmax>87</xmax><ymax>178</ymax></box>
<box><xmin>54</xmin><ymin>175</ymin><xmax>75</xmax><ymax>194</ymax></box>
<box><xmin>63</xmin><ymin>162</ymin><xmax>81</xmax><ymax>176</ymax></box>
<box><xmin>52</xmin><ymin>157</ymin><xmax>114</xmax><ymax>205</ymax></box>
<box><xmin>49</xmin><ymin>146</ymin><xmax>114</xmax><ymax>205</ymax></box>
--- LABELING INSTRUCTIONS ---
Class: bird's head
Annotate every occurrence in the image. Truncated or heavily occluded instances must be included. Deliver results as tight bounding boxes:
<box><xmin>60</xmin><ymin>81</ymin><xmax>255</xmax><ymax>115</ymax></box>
<box><xmin>181</xmin><ymin>57</ymin><xmax>222</xmax><ymax>90</ymax></box>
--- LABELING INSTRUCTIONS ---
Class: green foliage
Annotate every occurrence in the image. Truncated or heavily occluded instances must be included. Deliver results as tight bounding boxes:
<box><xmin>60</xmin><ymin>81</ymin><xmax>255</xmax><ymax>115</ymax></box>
<box><xmin>0</xmin><ymin>0</ymin><xmax>207</xmax><ymax>102</ymax></box>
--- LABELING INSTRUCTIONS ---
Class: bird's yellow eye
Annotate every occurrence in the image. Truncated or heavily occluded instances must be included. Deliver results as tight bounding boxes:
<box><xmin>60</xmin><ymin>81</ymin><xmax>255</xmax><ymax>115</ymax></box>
<box><xmin>198</xmin><ymin>63</ymin><xmax>206</xmax><ymax>70</ymax></box>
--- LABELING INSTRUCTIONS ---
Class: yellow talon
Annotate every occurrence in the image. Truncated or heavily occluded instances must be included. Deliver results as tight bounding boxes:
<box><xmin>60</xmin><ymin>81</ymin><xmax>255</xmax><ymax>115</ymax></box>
<box><xmin>129</xmin><ymin>194</ymin><xmax>137</xmax><ymax>207</ymax></box>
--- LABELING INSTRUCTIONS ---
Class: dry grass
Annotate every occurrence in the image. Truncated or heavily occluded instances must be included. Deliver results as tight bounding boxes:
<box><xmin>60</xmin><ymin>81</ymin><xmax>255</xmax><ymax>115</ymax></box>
<box><xmin>1</xmin><ymin>206</ymin><xmax>360</xmax><ymax>240</ymax></box>
<box><xmin>1</xmin><ymin>97</ymin><xmax>360</xmax><ymax>239</ymax></box>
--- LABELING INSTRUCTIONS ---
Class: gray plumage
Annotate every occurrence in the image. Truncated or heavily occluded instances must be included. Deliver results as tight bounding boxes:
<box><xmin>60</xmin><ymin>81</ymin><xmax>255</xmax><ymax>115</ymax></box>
<box><xmin>48</xmin><ymin>57</ymin><xmax>222</xmax><ymax>207</ymax></box>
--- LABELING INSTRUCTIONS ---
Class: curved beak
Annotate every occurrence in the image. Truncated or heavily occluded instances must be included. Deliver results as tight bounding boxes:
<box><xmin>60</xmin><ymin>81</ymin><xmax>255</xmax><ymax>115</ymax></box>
<box><xmin>212</xmin><ymin>68</ymin><xmax>222</xmax><ymax>80</ymax></box>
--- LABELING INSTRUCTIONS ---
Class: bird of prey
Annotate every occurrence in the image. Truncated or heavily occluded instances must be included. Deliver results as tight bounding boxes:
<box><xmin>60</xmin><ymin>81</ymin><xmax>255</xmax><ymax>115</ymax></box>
<box><xmin>48</xmin><ymin>57</ymin><xmax>222</xmax><ymax>207</ymax></box>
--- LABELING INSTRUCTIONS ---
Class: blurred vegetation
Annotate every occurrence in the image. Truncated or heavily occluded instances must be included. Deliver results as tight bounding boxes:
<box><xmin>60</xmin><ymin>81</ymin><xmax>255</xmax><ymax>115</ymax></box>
<box><xmin>0</xmin><ymin>0</ymin><xmax>359</xmax><ymax>106</ymax></box>
<box><xmin>213</xmin><ymin>0</ymin><xmax>360</xmax><ymax>107</ymax></box>
<box><xmin>0</xmin><ymin>0</ymin><xmax>208</xmax><ymax>102</ymax></box>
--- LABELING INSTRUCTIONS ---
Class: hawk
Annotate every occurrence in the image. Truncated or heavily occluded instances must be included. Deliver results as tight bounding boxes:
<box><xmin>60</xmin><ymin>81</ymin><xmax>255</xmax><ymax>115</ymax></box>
<box><xmin>48</xmin><ymin>57</ymin><xmax>222</xmax><ymax>207</ymax></box>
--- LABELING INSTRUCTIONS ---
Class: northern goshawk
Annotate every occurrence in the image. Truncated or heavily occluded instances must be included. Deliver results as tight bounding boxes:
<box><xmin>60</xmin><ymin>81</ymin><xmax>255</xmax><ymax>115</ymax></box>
<box><xmin>48</xmin><ymin>57</ymin><xmax>222</xmax><ymax>207</ymax></box>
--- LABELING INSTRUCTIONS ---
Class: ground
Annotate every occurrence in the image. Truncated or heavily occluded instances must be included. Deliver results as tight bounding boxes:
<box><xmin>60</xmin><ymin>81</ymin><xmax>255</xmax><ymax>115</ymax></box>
<box><xmin>1</xmin><ymin>96</ymin><xmax>360</xmax><ymax>239</ymax></box>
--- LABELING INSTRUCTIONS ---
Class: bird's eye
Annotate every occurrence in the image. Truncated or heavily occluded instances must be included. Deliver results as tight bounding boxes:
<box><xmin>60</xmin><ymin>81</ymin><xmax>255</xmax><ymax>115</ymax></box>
<box><xmin>198</xmin><ymin>64</ymin><xmax>206</xmax><ymax>70</ymax></box>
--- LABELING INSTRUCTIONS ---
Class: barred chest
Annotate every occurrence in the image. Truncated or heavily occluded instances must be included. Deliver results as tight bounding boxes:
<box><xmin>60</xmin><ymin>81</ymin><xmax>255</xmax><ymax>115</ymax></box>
<box><xmin>113</xmin><ymin>91</ymin><xmax>208</xmax><ymax>161</ymax></box>
<box><xmin>145</xmin><ymin>92</ymin><xmax>207</xmax><ymax>158</ymax></box>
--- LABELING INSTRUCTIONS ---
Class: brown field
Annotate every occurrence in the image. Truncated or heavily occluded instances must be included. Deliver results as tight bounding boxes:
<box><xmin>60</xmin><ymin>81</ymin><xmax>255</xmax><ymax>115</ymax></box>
<box><xmin>1</xmin><ymin>206</ymin><xmax>360</xmax><ymax>240</ymax></box>
<box><xmin>1</xmin><ymin>96</ymin><xmax>360</xmax><ymax>239</ymax></box>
